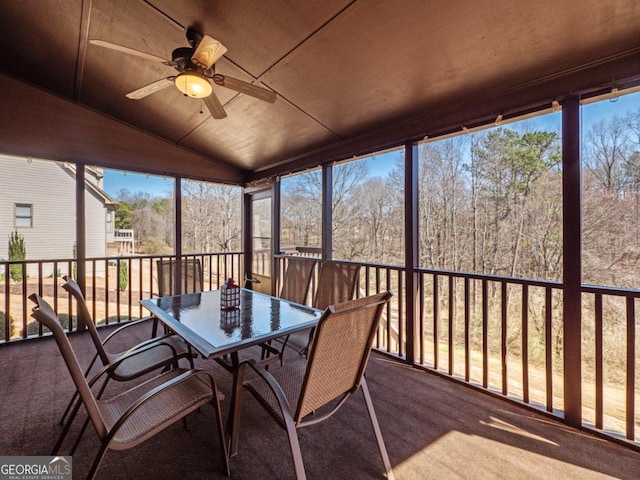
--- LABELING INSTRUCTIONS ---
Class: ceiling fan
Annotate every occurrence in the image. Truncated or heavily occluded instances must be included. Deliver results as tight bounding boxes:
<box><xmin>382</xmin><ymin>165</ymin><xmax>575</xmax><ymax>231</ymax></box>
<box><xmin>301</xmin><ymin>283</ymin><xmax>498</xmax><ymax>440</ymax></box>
<box><xmin>89</xmin><ymin>27</ymin><xmax>276</xmax><ymax>119</ymax></box>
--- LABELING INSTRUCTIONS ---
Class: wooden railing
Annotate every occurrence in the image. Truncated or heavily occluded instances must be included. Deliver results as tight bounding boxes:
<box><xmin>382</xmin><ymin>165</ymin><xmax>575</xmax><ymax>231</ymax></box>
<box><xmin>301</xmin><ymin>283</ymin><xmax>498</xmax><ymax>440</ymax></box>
<box><xmin>0</xmin><ymin>252</ymin><xmax>243</xmax><ymax>341</ymax></box>
<box><xmin>273</xmin><ymin>255</ymin><xmax>639</xmax><ymax>448</ymax></box>
<box><xmin>2</xmin><ymin>252</ymin><xmax>637</xmax><ymax>448</ymax></box>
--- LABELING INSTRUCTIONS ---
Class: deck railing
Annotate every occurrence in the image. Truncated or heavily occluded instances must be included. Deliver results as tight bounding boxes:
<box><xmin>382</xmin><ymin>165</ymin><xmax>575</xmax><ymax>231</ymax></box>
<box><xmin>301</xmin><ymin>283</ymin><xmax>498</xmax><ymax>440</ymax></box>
<box><xmin>0</xmin><ymin>252</ymin><xmax>243</xmax><ymax>341</ymax></box>
<box><xmin>273</xmin><ymin>255</ymin><xmax>638</xmax><ymax>448</ymax></box>
<box><xmin>1</xmin><ymin>252</ymin><xmax>637</xmax><ymax>447</ymax></box>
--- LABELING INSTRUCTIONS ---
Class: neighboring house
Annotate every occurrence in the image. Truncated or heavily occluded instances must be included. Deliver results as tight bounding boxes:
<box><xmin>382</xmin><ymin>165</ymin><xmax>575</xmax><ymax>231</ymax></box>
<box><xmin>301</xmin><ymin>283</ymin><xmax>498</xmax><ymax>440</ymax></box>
<box><xmin>0</xmin><ymin>154</ymin><xmax>117</xmax><ymax>277</ymax></box>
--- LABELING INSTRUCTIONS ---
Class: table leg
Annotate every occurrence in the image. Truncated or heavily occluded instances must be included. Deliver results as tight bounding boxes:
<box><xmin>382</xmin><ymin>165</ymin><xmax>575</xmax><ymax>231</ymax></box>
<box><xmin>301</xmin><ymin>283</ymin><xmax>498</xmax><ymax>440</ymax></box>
<box><xmin>225</xmin><ymin>351</ymin><xmax>243</xmax><ymax>457</ymax></box>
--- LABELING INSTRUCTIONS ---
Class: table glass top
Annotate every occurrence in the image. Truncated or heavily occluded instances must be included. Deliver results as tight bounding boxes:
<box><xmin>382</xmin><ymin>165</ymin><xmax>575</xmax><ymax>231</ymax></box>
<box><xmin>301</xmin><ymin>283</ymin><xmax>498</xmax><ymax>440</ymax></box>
<box><xmin>140</xmin><ymin>289</ymin><xmax>322</xmax><ymax>357</ymax></box>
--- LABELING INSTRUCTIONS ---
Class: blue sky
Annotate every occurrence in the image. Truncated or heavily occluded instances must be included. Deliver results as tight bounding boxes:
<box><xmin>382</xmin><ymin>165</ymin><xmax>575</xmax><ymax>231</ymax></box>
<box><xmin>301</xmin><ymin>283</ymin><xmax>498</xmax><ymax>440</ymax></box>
<box><xmin>104</xmin><ymin>91</ymin><xmax>640</xmax><ymax>197</ymax></box>
<box><xmin>103</xmin><ymin>170</ymin><xmax>174</xmax><ymax>198</ymax></box>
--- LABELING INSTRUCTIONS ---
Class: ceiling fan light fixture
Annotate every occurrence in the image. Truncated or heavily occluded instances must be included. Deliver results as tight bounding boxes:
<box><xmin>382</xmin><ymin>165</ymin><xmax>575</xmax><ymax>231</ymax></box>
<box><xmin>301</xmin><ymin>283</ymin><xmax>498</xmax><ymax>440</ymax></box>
<box><xmin>175</xmin><ymin>71</ymin><xmax>212</xmax><ymax>98</ymax></box>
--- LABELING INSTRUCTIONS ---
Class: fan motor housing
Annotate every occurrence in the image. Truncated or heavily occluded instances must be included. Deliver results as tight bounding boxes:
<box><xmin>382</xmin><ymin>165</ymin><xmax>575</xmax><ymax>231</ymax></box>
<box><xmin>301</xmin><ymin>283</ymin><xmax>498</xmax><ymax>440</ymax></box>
<box><xmin>171</xmin><ymin>47</ymin><xmax>193</xmax><ymax>72</ymax></box>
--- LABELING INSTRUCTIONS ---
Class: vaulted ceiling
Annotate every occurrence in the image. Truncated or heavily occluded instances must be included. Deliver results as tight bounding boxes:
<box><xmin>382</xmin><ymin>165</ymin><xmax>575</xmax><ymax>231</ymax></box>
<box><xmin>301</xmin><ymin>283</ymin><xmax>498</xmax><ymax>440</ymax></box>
<box><xmin>1</xmin><ymin>1</ymin><xmax>639</xmax><ymax>185</ymax></box>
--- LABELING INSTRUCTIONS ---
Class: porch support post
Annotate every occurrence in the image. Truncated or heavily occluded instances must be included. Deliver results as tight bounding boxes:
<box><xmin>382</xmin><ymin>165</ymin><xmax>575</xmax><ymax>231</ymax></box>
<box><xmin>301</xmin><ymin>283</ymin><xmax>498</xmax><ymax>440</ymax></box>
<box><xmin>272</xmin><ymin>178</ymin><xmax>281</xmax><ymax>296</ymax></box>
<box><xmin>322</xmin><ymin>164</ymin><xmax>333</xmax><ymax>261</ymax></box>
<box><xmin>243</xmin><ymin>190</ymin><xmax>252</xmax><ymax>283</ymax></box>
<box><xmin>404</xmin><ymin>142</ymin><xmax>419</xmax><ymax>364</ymax></box>
<box><xmin>175</xmin><ymin>176</ymin><xmax>182</xmax><ymax>295</ymax></box>
<box><xmin>562</xmin><ymin>95</ymin><xmax>582</xmax><ymax>427</ymax></box>
<box><xmin>75</xmin><ymin>163</ymin><xmax>86</xmax><ymax>330</ymax></box>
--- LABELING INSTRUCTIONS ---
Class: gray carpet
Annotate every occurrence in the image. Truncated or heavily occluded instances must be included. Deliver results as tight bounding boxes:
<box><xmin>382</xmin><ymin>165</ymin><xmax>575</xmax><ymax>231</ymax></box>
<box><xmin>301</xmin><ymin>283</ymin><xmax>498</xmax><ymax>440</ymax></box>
<box><xmin>1</xmin><ymin>322</ymin><xmax>638</xmax><ymax>480</ymax></box>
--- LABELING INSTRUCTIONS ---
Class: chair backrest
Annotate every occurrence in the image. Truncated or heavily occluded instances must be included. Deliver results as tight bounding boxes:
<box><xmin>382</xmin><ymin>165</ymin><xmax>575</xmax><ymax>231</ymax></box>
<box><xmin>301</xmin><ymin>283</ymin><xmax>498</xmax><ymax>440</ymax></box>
<box><xmin>62</xmin><ymin>276</ymin><xmax>110</xmax><ymax>366</ymax></box>
<box><xmin>312</xmin><ymin>261</ymin><xmax>361</xmax><ymax>310</ymax></box>
<box><xmin>279</xmin><ymin>257</ymin><xmax>317</xmax><ymax>305</ymax></box>
<box><xmin>29</xmin><ymin>294</ymin><xmax>107</xmax><ymax>438</ymax></box>
<box><xmin>157</xmin><ymin>258</ymin><xmax>203</xmax><ymax>296</ymax></box>
<box><xmin>295</xmin><ymin>291</ymin><xmax>392</xmax><ymax>422</ymax></box>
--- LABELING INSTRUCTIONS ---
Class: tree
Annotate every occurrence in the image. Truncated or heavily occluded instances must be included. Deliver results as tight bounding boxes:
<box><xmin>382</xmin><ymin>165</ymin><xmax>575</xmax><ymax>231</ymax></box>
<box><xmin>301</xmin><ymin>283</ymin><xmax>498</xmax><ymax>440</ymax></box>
<box><xmin>281</xmin><ymin>171</ymin><xmax>322</xmax><ymax>248</ymax></box>
<box><xmin>0</xmin><ymin>311</ymin><xmax>15</xmax><ymax>340</ymax></box>
<box><xmin>8</xmin><ymin>230</ymin><xmax>26</xmax><ymax>282</ymax></box>
<box><xmin>115</xmin><ymin>201</ymin><xmax>134</xmax><ymax>229</ymax></box>
<box><xmin>470</xmin><ymin>128</ymin><xmax>560</xmax><ymax>278</ymax></box>
<box><xmin>418</xmin><ymin>137</ymin><xmax>472</xmax><ymax>270</ymax></box>
<box><xmin>583</xmin><ymin>116</ymin><xmax>630</xmax><ymax>193</ymax></box>
<box><xmin>118</xmin><ymin>261</ymin><xmax>128</xmax><ymax>292</ymax></box>
<box><xmin>582</xmin><ymin>112</ymin><xmax>640</xmax><ymax>287</ymax></box>
<box><xmin>182</xmin><ymin>182</ymin><xmax>241</xmax><ymax>253</ymax></box>
<box><xmin>331</xmin><ymin>161</ymin><xmax>371</xmax><ymax>260</ymax></box>
<box><xmin>114</xmin><ymin>189</ymin><xmax>175</xmax><ymax>253</ymax></box>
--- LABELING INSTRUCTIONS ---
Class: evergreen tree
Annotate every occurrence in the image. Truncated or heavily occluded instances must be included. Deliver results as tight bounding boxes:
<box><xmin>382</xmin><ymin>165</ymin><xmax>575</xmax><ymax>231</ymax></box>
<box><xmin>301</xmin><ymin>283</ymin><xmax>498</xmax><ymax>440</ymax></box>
<box><xmin>118</xmin><ymin>261</ymin><xmax>128</xmax><ymax>292</ymax></box>
<box><xmin>8</xmin><ymin>230</ymin><xmax>26</xmax><ymax>282</ymax></box>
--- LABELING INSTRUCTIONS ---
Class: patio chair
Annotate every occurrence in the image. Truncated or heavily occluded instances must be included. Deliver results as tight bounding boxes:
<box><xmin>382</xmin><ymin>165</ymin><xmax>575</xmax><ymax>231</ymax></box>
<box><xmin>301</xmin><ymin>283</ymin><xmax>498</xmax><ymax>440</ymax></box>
<box><xmin>231</xmin><ymin>291</ymin><xmax>394</xmax><ymax>480</ymax></box>
<box><xmin>231</xmin><ymin>258</ymin><xmax>317</xmax><ymax>367</ymax></box>
<box><xmin>157</xmin><ymin>257</ymin><xmax>204</xmax><ymax>296</ymax></box>
<box><xmin>58</xmin><ymin>276</ymin><xmax>195</xmax><ymax>427</ymax></box>
<box><xmin>281</xmin><ymin>260</ymin><xmax>361</xmax><ymax>357</ymax></box>
<box><xmin>279</xmin><ymin>257</ymin><xmax>317</xmax><ymax>305</ymax></box>
<box><xmin>153</xmin><ymin>257</ymin><xmax>204</xmax><ymax>335</ymax></box>
<box><xmin>265</xmin><ymin>257</ymin><xmax>317</xmax><ymax>363</ymax></box>
<box><xmin>29</xmin><ymin>294</ymin><xmax>229</xmax><ymax>480</ymax></box>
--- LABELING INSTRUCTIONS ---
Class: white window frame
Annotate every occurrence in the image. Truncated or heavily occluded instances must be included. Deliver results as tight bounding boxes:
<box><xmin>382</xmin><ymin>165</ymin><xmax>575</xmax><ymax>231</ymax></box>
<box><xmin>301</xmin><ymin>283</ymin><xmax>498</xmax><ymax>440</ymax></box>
<box><xmin>15</xmin><ymin>203</ymin><xmax>33</xmax><ymax>228</ymax></box>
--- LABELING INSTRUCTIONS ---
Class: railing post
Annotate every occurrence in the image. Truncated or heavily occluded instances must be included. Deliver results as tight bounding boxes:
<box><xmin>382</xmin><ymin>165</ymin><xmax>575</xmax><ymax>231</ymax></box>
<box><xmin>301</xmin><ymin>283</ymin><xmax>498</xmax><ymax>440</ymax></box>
<box><xmin>562</xmin><ymin>95</ymin><xmax>582</xmax><ymax>427</ymax></box>
<box><xmin>404</xmin><ymin>141</ymin><xmax>419</xmax><ymax>365</ymax></box>
<box><xmin>175</xmin><ymin>177</ymin><xmax>182</xmax><ymax>295</ymax></box>
<box><xmin>272</xmin><ymin>179</ymin><xmax>281</xmax><ymax>296</ymax></box>
<box><xmin>75</xmin><ymin>163</ymin><xmax>87</xmax><ymax>331</ymax></box>
<box><xmin>243</xmin><ymin>190</ymin><xmax>252</xmax><ymax>284</ymax></box>
<box><xmin>322</xmin><ymin>164</ymin><xmax>333</xmax><ymax>261</ymax></box>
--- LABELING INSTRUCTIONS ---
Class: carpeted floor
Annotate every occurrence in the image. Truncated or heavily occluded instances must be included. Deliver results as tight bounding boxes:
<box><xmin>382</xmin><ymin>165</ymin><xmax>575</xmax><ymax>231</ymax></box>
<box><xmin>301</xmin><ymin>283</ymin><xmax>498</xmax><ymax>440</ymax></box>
<box><xmin>1</xmin><ymin>321</ymin><xmax>638</xmax><ymax>480</ymax></box>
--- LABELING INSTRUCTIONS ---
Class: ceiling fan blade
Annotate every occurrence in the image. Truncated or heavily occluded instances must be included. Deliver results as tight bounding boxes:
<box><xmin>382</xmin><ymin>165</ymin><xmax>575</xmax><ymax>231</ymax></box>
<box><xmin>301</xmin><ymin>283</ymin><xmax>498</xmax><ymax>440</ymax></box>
<box><xmin>191</xmin><ymin>35</ymin><xmax>227</xmax><ymax>70</ymax></box>
<box><xmin>90</xmin><ymin>39</ymin><xmax>170</xmax><ymax>64</ymax></box>
<box><xmin>213</xmin><ymin>75</ymin><xmax>277</xmax><ymax>103</ymax></box>
<box><xmin>126</xmin><ymin>77</ymin><xmax>175</xmax><ymax>99</ymax></box>
<box><xmin>203</xmin><ymin>90</ymin><xmax>227</xmax><ymax>119</ymax></box>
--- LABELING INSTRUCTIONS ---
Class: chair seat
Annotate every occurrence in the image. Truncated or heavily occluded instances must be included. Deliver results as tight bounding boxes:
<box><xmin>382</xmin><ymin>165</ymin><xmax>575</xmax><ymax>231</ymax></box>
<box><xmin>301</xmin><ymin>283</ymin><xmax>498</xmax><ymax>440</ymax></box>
<box><xmin>244</xmin><ymin>359</ymin><xmax>306</xmax><ymax>424</ymax></box>
<box><xmin>105</xmin><ymin>336</ymin><xmax>192</xmax><ymax>380</ymax></box>
<box><xmin>99</xmin><ymin>369</ymin><xmax>213</xmax><ymax>450</ymax></box>
<box><xmin>279</xmin><ymin>329</ymin><xmax>312</xmax><ymax>355</ymax></box>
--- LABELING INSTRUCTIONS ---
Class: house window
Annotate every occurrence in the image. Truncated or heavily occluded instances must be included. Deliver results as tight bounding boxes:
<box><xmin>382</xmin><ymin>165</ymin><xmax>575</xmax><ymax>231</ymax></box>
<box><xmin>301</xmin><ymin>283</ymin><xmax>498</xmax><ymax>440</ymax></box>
<box><xmin>106</xmin><ymin>211</ymin><xmax>113</xmax><ymax>233</ymax></box>
<box><xmin>15</xmin><ymin>203</ymin><xmax>33</xmax><ymax>228</ymax></box>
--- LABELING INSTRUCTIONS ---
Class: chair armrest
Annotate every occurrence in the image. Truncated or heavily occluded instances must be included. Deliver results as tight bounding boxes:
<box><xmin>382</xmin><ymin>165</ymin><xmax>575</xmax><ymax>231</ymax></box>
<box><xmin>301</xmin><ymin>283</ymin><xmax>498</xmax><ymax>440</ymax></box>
<box><xmin>244</xmin><ymin>276</ymin><xmax>261</xmax><ymax>288</ymax></box>
<box><xmin>241</xmin><ymin>359</ymin><xmax>294</xmax><ymax>421</ymax></box>
<box><xmin>86</xmin><ymin>341</ymin><xmax>180</xmax><ymax>388</ymax></box>
<box><xmin>100</xmin><ymin>316</ymin><xmax>157</xmax><ymax>347</ymax></box>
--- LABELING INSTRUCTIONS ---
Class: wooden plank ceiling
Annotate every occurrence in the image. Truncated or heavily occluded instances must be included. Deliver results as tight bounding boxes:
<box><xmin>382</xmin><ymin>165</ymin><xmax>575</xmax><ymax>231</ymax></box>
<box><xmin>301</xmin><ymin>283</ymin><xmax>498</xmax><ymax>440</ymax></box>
<box><xmin>0</xmin><ymin>0</ymin><xmax>639</xmax><ymax>184</ymax></box>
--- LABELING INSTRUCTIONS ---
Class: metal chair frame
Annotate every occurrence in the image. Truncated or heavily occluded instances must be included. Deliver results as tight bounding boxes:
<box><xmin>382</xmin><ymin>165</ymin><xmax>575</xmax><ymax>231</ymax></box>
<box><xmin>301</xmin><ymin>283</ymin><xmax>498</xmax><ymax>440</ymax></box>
<box><xmin>58</xmin><ymin>276</ymin><xmax>194</xmax><ymax>428</ymax></box>
<box><xmin>279</xmin><ymin>260</ymin><xmax>361</xmax><ymax>357</ymax></box>
<box><xmin>29</xmin><ymin>294</ymin><xmax>229</xmax><ymax>480</ymax></box>
<box><xmin>232</xmin><ymin>291</ymin><xmax>395</xmax><ymax>480</ymax></box>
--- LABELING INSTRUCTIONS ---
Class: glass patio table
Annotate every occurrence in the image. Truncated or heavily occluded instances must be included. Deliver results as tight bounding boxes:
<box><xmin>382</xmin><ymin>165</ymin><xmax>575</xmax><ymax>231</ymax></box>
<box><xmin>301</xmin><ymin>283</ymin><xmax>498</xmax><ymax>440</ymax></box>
<box><xmin>140</xmin><ymin>288</ymin><xmax>322</xmax><ymax>360</ymax></box>
<box><xmin>141</xmin><ymin>288</ymin><xmax>323</xmax><ymax>454</ymax></box>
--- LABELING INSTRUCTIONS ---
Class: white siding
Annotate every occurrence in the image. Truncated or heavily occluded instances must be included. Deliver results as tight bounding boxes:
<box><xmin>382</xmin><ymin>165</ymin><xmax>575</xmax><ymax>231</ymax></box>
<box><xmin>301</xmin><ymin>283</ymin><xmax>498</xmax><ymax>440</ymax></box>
<box><xmin>0</xmin><ymin>155</ymin><xmax>108</xmax><ymax>276</ymax></box>
<box><xmin>85</xmin><ymin>186</ymin><xmax>108</xmax><ymax>275</ymax></box>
